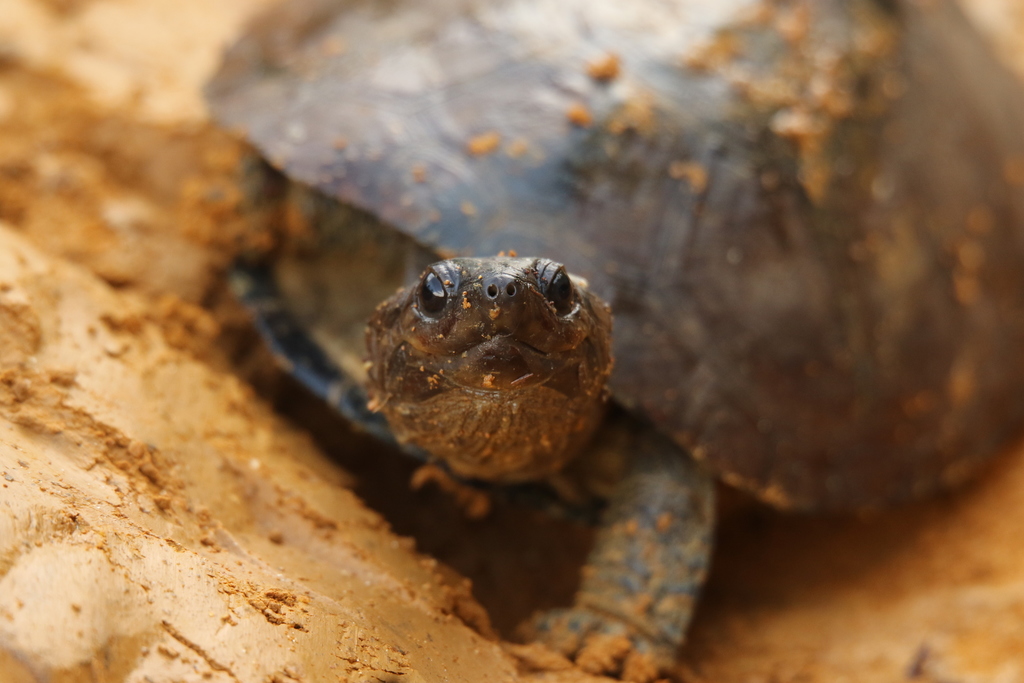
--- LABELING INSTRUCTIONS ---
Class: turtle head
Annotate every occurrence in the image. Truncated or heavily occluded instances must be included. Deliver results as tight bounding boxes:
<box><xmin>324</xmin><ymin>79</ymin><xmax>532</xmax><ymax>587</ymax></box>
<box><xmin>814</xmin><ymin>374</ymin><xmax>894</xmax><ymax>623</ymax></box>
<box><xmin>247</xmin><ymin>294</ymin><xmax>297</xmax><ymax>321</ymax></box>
<box><xmin>366</xmin><ymin>256</ymin><xmax>613</xmax><ymax>482</ymax></box>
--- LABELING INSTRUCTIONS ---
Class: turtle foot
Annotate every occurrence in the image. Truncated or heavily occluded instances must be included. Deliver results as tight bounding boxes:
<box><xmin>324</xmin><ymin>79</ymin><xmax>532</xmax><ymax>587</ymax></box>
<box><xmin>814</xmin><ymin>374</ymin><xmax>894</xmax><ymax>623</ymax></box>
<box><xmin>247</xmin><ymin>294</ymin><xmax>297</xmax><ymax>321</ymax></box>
<box><xmin>519</xmin><ymin>607</ymin><xmax>669</xmax><ymax>682</ymax></box>
<box><xmin>516</xmin><ymin>421</ymin><xmax>716</xmax><ymax>681</ymax></box>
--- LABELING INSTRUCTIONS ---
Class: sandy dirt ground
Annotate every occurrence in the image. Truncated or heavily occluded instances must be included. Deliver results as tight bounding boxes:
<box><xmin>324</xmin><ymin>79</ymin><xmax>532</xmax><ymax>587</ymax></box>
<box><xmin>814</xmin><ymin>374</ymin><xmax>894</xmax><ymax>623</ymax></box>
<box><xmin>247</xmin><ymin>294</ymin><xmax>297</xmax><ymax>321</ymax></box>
<box><xmin>2</xmin><ymin>0</ymin><xmax>1024</xmax><ymax>681</ymax></box>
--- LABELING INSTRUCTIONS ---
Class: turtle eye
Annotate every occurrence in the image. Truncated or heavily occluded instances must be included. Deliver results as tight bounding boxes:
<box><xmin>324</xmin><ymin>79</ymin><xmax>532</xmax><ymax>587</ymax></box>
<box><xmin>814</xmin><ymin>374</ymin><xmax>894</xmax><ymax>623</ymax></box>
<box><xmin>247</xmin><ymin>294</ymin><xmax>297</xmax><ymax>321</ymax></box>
<box><xmin>544</xmin><ymin>267</ymin><xmax>575</xmax><ymax>316</ymax></box>
<box><xmin>417</xmin><ymin>271</ymin><xmax>448</xmax><ymax>317</ymax></box>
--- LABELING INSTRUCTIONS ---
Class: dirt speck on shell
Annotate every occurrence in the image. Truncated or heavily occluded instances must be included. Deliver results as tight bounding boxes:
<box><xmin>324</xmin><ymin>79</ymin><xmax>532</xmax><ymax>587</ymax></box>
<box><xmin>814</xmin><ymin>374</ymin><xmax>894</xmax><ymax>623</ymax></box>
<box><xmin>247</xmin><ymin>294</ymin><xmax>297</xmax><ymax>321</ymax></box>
<box><xmin>2</xmin><ymin>0</ymin><xmax>1024</xmax><ymax>681</ymax></box>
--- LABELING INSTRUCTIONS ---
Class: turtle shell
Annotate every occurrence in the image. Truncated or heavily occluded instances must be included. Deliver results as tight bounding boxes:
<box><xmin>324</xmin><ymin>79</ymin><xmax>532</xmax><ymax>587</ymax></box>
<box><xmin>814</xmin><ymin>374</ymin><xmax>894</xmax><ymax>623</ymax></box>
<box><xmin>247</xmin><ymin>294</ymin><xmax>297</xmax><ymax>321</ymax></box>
<box><xmin>207</xmin><ymin>0</ymin><xmax>1024</xmax><ymax>510</ymax></box>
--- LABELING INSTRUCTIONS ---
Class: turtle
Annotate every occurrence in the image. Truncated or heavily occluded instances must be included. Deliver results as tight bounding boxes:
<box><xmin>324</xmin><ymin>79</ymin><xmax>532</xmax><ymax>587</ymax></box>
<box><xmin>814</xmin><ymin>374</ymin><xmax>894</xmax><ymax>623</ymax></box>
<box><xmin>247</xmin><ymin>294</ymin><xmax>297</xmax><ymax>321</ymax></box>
<box><xmin>206</xmin><ymin>0</ymin><xmax>1024</xmax><ymax>674</ymax></box>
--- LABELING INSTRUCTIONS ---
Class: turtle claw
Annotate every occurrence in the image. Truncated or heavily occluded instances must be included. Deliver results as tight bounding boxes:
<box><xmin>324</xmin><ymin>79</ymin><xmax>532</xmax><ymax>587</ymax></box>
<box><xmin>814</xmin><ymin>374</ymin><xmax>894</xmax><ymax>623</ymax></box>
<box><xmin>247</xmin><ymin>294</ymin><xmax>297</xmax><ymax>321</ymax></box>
<box><xmin>525</xmin><ymin>606</ymin><xmax>627</xmax><ymax>658</ymax></box>
<box><xmin>522</xmin><ymin>607</ymin><xmax>668</xmax><ymax>682</ymax></box>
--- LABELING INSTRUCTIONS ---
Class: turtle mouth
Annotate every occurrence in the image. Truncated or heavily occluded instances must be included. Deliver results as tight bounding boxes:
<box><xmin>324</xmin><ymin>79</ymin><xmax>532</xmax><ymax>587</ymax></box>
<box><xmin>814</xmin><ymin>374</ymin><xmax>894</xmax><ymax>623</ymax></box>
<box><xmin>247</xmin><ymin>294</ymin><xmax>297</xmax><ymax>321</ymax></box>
<box><xmin>445</xmin><ymin>335</ymin><xmax>565</xmax><ymax>392</ymax></box>
<box><xmin>502</xmin><ymin>335</ymin><xmax>550</xmax><ymax>358</ymax></box>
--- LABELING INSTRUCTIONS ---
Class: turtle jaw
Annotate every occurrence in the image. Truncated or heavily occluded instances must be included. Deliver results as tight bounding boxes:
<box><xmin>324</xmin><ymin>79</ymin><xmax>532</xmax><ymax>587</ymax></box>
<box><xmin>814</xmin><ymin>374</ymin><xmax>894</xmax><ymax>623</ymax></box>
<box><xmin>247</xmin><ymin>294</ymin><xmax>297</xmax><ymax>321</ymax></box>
<box><xmin>445</xmin><ymin>335</ymin><xmax>563</xmax><ymax>392</ymax></box>
<box><xmin>366</xmin><ymin>317</ymin><xmax>614</xmax><ymax>481</ymax></box>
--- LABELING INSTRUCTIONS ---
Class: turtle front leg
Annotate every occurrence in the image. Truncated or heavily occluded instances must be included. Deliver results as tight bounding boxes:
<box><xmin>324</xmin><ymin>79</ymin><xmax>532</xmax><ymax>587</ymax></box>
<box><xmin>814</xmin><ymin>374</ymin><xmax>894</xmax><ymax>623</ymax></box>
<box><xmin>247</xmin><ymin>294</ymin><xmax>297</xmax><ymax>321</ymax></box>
<box><xmin>522</xmin><ymin>426</ymin><xmax>715</xmax><ymax>681</ymax></box>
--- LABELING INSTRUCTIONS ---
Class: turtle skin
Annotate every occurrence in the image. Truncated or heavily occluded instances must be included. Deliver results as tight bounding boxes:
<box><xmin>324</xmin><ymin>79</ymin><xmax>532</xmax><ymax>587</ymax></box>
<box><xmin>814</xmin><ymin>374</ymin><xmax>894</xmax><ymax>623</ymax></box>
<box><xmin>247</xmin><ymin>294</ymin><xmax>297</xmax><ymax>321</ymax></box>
<box><xmin>208</xmin><ymin>0</ymin><xmax>1024</xmax><ymax>512</ymax></box>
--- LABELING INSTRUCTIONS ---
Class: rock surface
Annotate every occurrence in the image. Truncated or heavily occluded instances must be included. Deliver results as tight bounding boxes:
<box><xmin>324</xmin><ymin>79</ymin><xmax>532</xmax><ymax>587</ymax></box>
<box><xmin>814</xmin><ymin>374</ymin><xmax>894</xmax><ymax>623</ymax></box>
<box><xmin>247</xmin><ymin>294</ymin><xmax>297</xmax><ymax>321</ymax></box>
<box><xmin>1</xmin><ymin>0</ymin><xmax>1024</xmax><ymax>681</ymax></box>
<box><xmin>0</xmin><ymin>224</ymin><xmax>571</xmax><ymax>681</ymax></box>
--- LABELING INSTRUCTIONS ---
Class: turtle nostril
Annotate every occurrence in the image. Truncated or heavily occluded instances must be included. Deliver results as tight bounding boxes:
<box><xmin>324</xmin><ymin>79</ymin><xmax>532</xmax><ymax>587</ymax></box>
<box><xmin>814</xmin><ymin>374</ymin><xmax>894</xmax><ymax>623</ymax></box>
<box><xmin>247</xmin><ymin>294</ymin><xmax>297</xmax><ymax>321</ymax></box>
<box><xmin>483</xmin><ymin>276</ymin><xmax>520</xmax><ymax>300</ymax></box>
